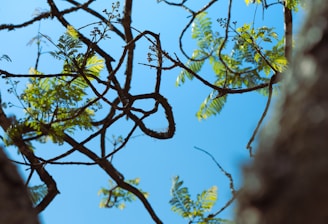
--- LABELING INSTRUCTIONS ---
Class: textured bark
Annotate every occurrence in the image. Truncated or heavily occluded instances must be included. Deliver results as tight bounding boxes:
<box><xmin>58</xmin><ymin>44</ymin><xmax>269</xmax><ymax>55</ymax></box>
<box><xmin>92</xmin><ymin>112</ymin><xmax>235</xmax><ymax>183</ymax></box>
<box><xmin>237</xmin><ymin>1</ymin><xmax>328</xmax><ymax>224</ymax></box>
<box><xmin>0</xmin><ymin>147</ymin><xmax>40</xmax><ymax>224</ymax></box>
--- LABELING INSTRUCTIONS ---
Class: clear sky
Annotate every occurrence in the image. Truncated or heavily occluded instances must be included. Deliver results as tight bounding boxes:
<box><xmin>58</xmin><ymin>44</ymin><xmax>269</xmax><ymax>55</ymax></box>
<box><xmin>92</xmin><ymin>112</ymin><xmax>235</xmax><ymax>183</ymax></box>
<box><xmin>0</xmin><ymin>1</ymin><xmax>304</xmax><ymax>223</ymax></box>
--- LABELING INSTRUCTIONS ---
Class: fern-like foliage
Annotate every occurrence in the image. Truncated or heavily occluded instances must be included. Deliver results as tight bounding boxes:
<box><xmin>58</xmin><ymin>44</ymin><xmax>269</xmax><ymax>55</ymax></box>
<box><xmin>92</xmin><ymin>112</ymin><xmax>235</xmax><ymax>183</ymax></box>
<box><xmin>29</xmin><ymin>184</ymin><xmax>48</xmax><ymax>205</ymax></box>
<box><xmin>196</xmin><ymin>92</ymin><xmax>227</xmax><ymax>120</ymax></box>
<box><xmin>245</xmin><ymin>0</ymin><xmax>300</xmax><ymax>10</ymax></box>
<box><xmin>4</xmin><ymin>27</ymin><xmax>103</xmax><ymax>146</ymax></box>
<box><xmin>170</xmin><ymin>176</ymin><xmax>193</xmax><ymax>218</ymax></box>
<box><xmin>177</xmin><ymin>9</ymin><xmax>291</xmax><ymax>120</ymax></box>
<box><xmin>169</xmin><ymin>176</ymin><xmax>230</xmax><ymax>223</ymax></box>
<box><xmin>98</xmin><ymin>178</ymin><xmax>148</xmax><ymax>210</ymax></box>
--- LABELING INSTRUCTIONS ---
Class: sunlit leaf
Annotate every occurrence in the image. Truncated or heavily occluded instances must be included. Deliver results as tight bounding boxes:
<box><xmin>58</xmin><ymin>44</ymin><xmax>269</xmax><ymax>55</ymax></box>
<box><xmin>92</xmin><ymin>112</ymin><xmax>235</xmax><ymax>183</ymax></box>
<box><xmin>176</xmin><ymin>60</ymin><xmax>205</xmax><ymax>86</ymax></box>
<box><xmin>66</xmin><ymin>25</ymin><xmax>79</xmax><ymax>39</ymax></box>
<box><xmin>98</xmin><ymin>178</ymin><xmax>146</xmax><ymax>210</ymax></box>
<box><xmin>196</xmin><ymin>94</ymin><xmax>227</xmax><ymax>120</ymax></box>
<box><xmin>272</xmin><ymin>56</ymin><xmax>288</xmax><ymax>72</ymax></box>
<box><xmin>85</xmin><ymin>55</ymin><xmax>104</xmax><ymax>76</ymax></box>
<box><xmin>192</xmin><ymin>12</ymin><xmax>212</xmax><ymax>40</ymax></box>
<box><xmin>196</xmin><ymin>186</ymin><xmax>217</xmax><ymax>211</ymax></box>
<box><xmin>245</xmin><ymin>0</ymin><xmax>261</xmax><ymax>5</ymax></box>
<box><xmin>28</xmin><ymin>67</ymin><xmax>42</xmax><ymax>75</ymax></box>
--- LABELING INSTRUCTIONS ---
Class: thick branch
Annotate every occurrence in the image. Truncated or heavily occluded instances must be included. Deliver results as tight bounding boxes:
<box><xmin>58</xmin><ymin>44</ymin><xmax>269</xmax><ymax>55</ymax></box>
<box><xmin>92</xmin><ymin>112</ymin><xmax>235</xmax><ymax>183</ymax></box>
<box><xmin>122</xmin><ymin>0</ymin><xmax>134</xmax><ymax>93</ymax></box>
<box><xmin>0</xmin><ymin>106</ymin><xmax>59</xmax><ymax>213</ymax></box>
<box><xmin>63</xmin><ymin>133</ymin><xmax>163</xmax><ymax>224</ymax></box>
<box><xmin>47</xmin><ymin>0</ymin><xmax>115</xmax><ymax>64</ymax></box>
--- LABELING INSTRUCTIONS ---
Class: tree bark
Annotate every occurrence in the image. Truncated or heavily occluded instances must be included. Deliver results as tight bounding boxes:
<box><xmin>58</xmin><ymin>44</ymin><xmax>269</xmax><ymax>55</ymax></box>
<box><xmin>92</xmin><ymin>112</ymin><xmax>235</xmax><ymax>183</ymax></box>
<box><xmin>237</xmin><ymin>1</ymin><xmax>328</xmax><ymax>223</ymax></box>
<box><xmin>0</xmin><ymin>147</ymin><xmax>40</xmax><ymax>224</ymax></box>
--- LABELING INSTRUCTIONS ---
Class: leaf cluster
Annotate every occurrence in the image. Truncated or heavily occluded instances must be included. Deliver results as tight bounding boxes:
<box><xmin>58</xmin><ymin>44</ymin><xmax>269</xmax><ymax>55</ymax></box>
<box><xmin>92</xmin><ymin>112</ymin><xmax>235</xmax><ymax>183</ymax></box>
<box><xmin>169</xmin><ymin>176</ymin><xmax>231</xmax><ymax>224</ymax></box>
<box><xmin>98</xmin><ymin>178</ymin><xmax>148</xmax><ymax>210</ymax></box>
<box><xmin>245</xmin><ymin>0</ymin><xmax>301</xmax><ymax>11</ymax></box>
<box><xmin>10</xmin><ymin>31</ymin><xmax>105</xmax><ymax>145</ymax></box>
<box><xmin>177</xmin><ymin>11</ymin><xmax>287</xmax><ymax>120</ymax></box>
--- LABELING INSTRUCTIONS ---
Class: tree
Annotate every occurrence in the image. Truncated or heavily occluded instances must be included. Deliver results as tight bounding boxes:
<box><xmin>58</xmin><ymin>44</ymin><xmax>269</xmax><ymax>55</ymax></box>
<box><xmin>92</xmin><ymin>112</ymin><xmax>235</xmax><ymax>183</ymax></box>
<box><xmin>0</xmin><ymin>0</ymin><xmax>322</xmax><ymax>224</ymax></box>
<box><xmin>237</xmin><ymin>1</ymin><xmax>328</xmax><ymax>223</ymax></box>
<box><xmin>0</xmin><ymin>146</ymin><xmax>40</xmax><ymax>224</ymax></box>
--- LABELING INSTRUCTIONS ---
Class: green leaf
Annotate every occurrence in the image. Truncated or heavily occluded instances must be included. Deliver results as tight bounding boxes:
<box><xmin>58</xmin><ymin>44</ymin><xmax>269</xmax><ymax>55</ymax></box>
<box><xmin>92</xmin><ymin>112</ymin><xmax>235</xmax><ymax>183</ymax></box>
<box><xmin>254</xmin><ymin>52</ymin><xmax>261</xmax><ymax>63</ymax></box>
<box><xmin>98</xmin><ymin>178</ymin><xmax>147</xmax><ymax>210</ymax></box>
<box><xmin>196</xmin><ymin>186</ymin><xmax>218</xmax><ymax>212</ymax></box>
<box><xmin>21</xmin><ymin>69</ymin><xmax>97</xmax><ymax>144</ymax></box>
<box><xmin>170</xmin><ymin>176</ymin><xmax>220</xmax><ymax>222</ymax></box>
<box><xmin>192</xmin><ymin>12</ymin><xmax>212</xmax><ymax>40</ymax></box>
<box><xmin>286</xmin><ymin>0</ymin><xmax>300</xmax><ymax>11</ymax></box>
<box><xmin>28</xmin><ymin>184</ymin><xmax>48</xmax><ymax>205</ymax></box>
<box><xmin>196</xmin><ymin>93</ymin><xmax>227</xmax><ymax>120</ymax></box>
<box><xmin>85</xmin><ymin>55</ymin><xmax>104</xmax><ymax>76</ymax></box>
<box><xmin>272</xmin><ymin>55</ymin><xmax>288</xmax><ymax>72</ymax></box>
<box><xmin>169</xmin><ymin>176</ymin><xmax>192</xmax><ymax>218</ymax></box>
<box><xmin>209</xmin><ymin>57</ymin><xmax>225</xmax><ymax>75</ymax></box>
<box><xmin>176</xmin><ymin>59</ymin><xmax>205</xmax><ymax>86</ymax></box>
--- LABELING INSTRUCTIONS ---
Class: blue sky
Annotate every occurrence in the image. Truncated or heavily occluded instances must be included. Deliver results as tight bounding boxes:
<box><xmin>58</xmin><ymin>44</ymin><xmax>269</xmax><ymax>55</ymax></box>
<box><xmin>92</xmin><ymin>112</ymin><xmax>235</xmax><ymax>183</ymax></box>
<box><xmin>0</xmin><ymin>1</ymin><xmax>304</xmax><ymax>223</ymax></box>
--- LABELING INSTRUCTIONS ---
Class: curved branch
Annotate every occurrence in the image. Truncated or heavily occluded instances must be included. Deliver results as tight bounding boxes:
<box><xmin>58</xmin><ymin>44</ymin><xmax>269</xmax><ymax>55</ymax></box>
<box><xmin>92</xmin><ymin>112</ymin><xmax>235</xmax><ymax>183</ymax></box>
<box><xmin>194</xmin><ymin>146</ymin><xmax>236</xmax><ymax>195</ymax></box>
<box><xmin>178</xmin><ymin>0</ymin><xmax>219</xmax><ymax>60</ymax></box>
<box><xmin>122</xmin><ymin>0</ymin><xmax>134</xmax><ymax>93</ymax></box>
<box><xmin>246</xmin><ymin>75</ymin><xmax>274</xmax><ymax>156</ymax></box>
<box><xmin>126</xmin><ymin>93</ymin><xmax>175</xmax><ymax>139</ymax></box>
<box><xmin>0</xmin><ymin>106</ymin><xmax>59</xmax><ymax>213</ymax></box>
<box><xmin>63</xmin><ymin>133</ymin><xmax>163</xmax><ymax>224</ymax></box>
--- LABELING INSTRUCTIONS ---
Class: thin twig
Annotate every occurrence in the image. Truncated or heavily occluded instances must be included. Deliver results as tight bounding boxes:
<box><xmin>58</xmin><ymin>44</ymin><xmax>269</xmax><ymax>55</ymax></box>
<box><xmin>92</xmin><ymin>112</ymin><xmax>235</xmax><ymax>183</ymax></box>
<box><xmin>246</xmin><ymin>76</ymin><xmax>274</xmax><ymax>156</ymax></box>
<box><xmin>194</xmin><ymin>146</ymin><xmax>236</xmax><ymax>195</ymax></box>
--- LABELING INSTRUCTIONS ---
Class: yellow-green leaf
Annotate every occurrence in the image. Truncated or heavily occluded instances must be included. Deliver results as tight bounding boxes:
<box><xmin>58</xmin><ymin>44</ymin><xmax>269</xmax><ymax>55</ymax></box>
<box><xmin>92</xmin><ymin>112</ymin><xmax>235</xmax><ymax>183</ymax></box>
<box><xmin>86</xmin><ymin>55</ymin><xmax>104</xmax><ymax>76</ymax></box>
<box><xmin>273</xmin><ymin>56</ymin><xmax>288</xmax><ymax>72</ymax></box>
<box><xmin>254</xmin><ymin>52</ymin><xmax>261</xmax><ymax>63</ymax></box>
<box><xmin>66</xmin><ymin>25</ymin><xmax>79</xmax><ymax>39</ymax></box>
<box><xmin>245</xmin><ymin>0</ymin><xmax>261</xmax><ymax>5</ymax></box>
<box><xmin>29</xmin><ymin>67</ymin><xmax>42</xmax><ymax>74</ymax></box>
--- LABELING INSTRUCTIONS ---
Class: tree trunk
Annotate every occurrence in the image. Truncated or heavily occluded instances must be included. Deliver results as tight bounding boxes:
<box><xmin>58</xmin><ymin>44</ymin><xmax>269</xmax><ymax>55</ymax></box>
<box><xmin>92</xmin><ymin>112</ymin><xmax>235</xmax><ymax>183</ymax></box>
<box><xmin>237</xmin><ymin>1</ymin><xmax>328</xmax><ymax>224</ymax></box>
<box><xmin>0</xmin><ymin>147</ymin><xmax>40</xmax><ymax>224</ymax></box>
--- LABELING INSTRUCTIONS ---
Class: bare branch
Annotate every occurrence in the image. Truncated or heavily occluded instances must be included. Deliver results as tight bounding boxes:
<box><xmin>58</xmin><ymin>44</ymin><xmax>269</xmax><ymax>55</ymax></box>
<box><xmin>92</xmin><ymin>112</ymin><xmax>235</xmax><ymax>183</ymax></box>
<box><xmin>194</xmin><ymin>146</ymin><xmax>236</xmax><ymax>195</ymax></box>
<box><xmin>0</xmin><ymin>106</ymin><xmax>59</xmax><ymax>213</ymax></box>
<box><xmin>246</xmin><ymin>74</ymin><xmax>274</xmax><ymax>156</ymax></box>
<box><xmin>63</xmin><ymin>133</ymin><xmax>164</xmax><ymax>224</ymax></box>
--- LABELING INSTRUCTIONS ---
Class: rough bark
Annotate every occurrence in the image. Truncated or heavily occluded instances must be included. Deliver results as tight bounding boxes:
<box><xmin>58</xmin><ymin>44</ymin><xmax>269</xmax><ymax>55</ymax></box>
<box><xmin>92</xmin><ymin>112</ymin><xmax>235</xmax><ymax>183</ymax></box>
<box><xmin>0</xmin><ymin>147</ymin><xmax>40</xmax><ymax>224</ymax></box>
<box><xmin>237</xmin><ymin>1</ymin><xmax>328</xmax><ymax>224</ymax></box>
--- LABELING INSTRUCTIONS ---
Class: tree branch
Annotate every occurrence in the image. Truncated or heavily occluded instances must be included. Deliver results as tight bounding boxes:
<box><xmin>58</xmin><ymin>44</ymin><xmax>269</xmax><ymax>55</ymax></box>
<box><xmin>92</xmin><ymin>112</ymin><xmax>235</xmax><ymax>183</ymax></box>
<box><xmin>63</xmin><ymin>133</ymin><xmax>164</xmax><ymax>224</ymax></box>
